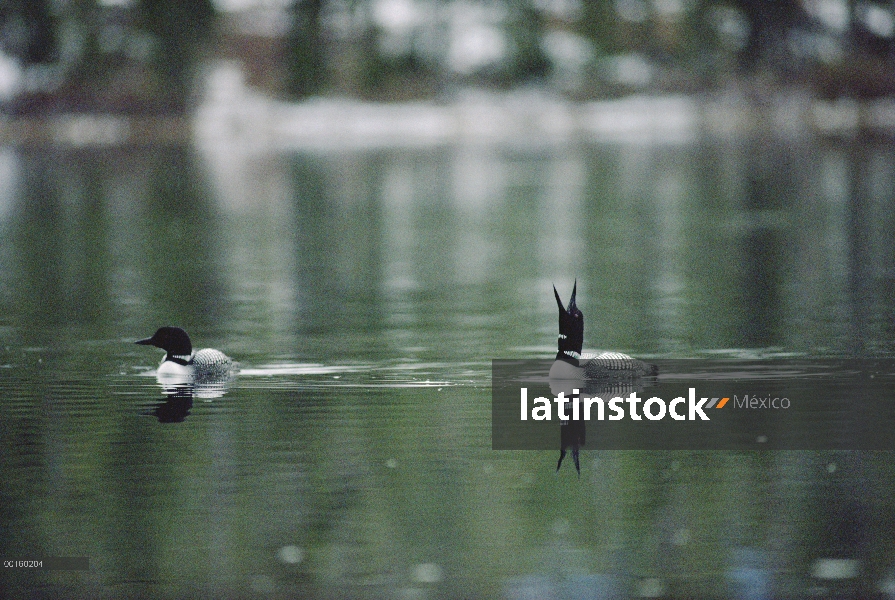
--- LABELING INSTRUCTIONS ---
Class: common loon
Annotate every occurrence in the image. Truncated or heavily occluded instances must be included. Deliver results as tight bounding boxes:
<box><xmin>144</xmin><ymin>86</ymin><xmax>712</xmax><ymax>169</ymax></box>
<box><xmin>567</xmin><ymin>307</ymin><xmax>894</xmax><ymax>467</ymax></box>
<box><xmin>549</xmin><ymin>281</ymin><xmax>657</xmax><ymax>380</ymax></box>
<box><xmin>136</xmin><ymin>326</ymin><xmax>236</xmax><ymax>383</ymax></box>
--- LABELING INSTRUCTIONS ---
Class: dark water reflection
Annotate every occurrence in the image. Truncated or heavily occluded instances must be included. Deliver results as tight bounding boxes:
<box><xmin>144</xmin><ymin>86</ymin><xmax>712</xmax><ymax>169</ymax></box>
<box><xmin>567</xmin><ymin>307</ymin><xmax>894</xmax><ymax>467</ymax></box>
<box><xmin>1</xmin><ymin>135</ymin><xmax>895</xmax><ymax>598</ymax></box>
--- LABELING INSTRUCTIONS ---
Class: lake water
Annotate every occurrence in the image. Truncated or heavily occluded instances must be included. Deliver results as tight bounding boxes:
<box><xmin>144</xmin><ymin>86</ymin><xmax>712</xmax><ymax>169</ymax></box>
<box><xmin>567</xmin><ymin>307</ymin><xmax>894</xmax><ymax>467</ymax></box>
<box><xmin>2</xmin><ymin>133</ymin><xmax>895</xmax><ymax>598</ymax></box>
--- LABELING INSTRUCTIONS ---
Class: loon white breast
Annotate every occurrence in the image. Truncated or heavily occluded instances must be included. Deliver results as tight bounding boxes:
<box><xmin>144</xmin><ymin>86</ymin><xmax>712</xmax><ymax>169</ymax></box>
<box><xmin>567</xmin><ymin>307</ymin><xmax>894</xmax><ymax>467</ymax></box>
<box><xmin>136</xmin><ymin>326</ymin><xmax>236</xmax><ymax>383</ymax></box>
<box><xmin>549</xmin><ymin>281</ymin><xmax>657</xmax><ymax>380</ymax></box>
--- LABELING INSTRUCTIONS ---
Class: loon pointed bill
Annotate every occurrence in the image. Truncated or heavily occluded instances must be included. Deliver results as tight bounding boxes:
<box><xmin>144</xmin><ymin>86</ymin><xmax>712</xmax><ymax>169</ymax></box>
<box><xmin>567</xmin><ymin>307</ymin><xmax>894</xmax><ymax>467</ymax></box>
<box><xmin>557</xmin><ymin>419</ymin><xmax>585</xmax><ymax>476</ymax></box>
<box><xmin>549</xmin><ymin>281</ymin><xmax>657</xmax><ymax>380</ymax></box>
<box><xmin>136</xmin><ymin>326</ymin><xmax>236</xmax><ymax>383</ymax></box>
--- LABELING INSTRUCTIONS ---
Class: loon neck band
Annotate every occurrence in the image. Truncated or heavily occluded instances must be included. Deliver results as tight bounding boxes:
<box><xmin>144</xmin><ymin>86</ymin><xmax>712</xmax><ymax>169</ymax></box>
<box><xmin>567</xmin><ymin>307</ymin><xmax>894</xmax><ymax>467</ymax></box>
<box><xmin>555</xmin><ymin>350</ymin><xmax>580</xmax><ymax>367</ymax></box>
<box><xmin>168</xmin><ymin>353</ymin><xmax>193</xmax><ymax>366</ymax></box>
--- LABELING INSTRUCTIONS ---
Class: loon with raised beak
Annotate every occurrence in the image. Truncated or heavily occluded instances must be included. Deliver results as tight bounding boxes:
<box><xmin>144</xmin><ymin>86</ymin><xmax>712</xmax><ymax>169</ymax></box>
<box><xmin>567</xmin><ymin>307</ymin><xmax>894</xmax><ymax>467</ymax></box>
<box><xmin>549</xmin><ymin>281</ymin><xmax>657</xmax><ymax>380</ymax></box>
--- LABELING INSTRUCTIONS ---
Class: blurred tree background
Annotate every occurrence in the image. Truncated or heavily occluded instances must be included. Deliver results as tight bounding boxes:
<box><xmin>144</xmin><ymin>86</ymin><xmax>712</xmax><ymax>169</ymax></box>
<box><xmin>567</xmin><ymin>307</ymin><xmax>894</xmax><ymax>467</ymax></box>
<box><xmin>1</xmin><ymin>0</ymin><xmax>894</xmax><ymax>113</ymax></box>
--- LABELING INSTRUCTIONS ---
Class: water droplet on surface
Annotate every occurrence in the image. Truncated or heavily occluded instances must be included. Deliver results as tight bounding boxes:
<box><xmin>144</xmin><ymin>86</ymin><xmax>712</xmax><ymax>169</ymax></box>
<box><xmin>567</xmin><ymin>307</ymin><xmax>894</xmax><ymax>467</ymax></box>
<box><xmin>413</xmin><ymin>562</ymin><xmax>443</xmax><ymax>583</ymax></box>
<box><xmin>552</xmin><ymin>519</ymin><xmax>570</xmax><ymax>535</ymax></box>
<box><xmin>672</xmin><ymin>528</ymin><xmax>690</xmax><ymax>546</ymax></box>
<box><xmin>638</xmin><ymin>577</ymin><xmax>665</xmax><ymax>597</ymax></box>
<box><xmin>277</xmin><ymin>545</ymin><xmax>304</xmax><ymax>565</ymax></box>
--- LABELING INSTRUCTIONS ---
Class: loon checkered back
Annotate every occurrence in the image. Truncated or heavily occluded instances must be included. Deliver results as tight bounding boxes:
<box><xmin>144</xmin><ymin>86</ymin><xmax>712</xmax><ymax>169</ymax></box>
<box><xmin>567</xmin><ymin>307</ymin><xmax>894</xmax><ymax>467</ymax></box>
<box><xmin>191</xmin><ymin>348</ymin><xmax>236</xmax><ymax>380</ymax></box>
<box><xmin>581</xmin><ymin>351</ymin><xmax>658</xmax><ymax>378</ymax></box>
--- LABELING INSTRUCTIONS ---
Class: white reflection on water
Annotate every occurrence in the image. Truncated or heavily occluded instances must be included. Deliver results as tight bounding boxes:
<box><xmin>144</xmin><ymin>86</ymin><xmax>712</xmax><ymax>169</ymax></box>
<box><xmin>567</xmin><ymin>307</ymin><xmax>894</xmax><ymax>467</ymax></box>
<box><xmin>135</xmin><ymin>360</ymin><xmax>469</xmax><ymax>392</ymax></box>
<box><xmin>5</xmin><ymin>118</ymin><xmax>892</xmax><ymax>356</ymax></box>
<box><xmin>237</xmin><ymin>363</ymin><xmax>370</xmax><ymax>376</ymax></box>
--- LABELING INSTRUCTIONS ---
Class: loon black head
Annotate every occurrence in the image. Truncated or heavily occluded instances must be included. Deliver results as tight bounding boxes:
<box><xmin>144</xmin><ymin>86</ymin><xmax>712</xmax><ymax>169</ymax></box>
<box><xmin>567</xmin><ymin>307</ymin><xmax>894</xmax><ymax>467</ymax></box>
<box><xmin>136</xmin><ymin>326</ymin><xmax>193</xmax><ymax>364</ymax></box>
<box><xmin>554</xmin><ymin>280</ymin><xmax>583</xmax><ymax>361</ymax></box>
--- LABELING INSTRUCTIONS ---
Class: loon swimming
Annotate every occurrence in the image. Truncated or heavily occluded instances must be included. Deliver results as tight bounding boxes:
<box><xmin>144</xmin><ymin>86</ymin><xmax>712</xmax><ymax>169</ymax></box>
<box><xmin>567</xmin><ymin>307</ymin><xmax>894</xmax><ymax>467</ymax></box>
<box><xmin>136</xmin><ymin>326</ymin><xmax>236</xmax><ymax>383</ymax></box>
<box><xmin>549</xmin><ymin>281</ymin><xmax>657</xmax><ymax>380</ymax></box>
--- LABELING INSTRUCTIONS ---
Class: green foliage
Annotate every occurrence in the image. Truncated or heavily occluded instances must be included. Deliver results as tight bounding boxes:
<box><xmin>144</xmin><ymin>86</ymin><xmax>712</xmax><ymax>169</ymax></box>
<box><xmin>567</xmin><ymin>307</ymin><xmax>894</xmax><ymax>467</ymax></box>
<box><xmin>505</xmin><ymin>0</ymin><xmax>551</xmax><ymax>83</ymax></box>
<box><xmin>135</xmin><ymin>0</ymin><xmax>216</xmax><ymax>110</ymax></box>
<box><xmin>286</xmin><ymin>0</ymin><xmax>327</xmax><ymax>98</ymax></box>
<box><xmin>0</xmin><ymin>0</ymin><xmax>59</xmax><ymax>64</ymax></box>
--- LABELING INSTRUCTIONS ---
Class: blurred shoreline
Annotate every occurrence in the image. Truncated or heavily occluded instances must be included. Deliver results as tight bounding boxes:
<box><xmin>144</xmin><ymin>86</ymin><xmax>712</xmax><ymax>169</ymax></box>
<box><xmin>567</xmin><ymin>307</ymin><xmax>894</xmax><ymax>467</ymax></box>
<box><xmin>3</xmin><ymin>71</ymin><xmax>895</xmax><ymax>150</ymax></box>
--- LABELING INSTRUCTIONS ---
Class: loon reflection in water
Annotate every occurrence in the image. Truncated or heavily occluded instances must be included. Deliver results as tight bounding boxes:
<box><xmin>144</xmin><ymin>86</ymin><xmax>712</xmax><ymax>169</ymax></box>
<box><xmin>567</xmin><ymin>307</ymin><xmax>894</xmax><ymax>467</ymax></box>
<box><xmin>550</xmin><ymin>282</ymin><xmax>658</xmax><ymax>474</ymax></box>
<box><xmin>148</xmin><ymin>386</ymin><xmax>194</xmax><ymax>423</ymax></box>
